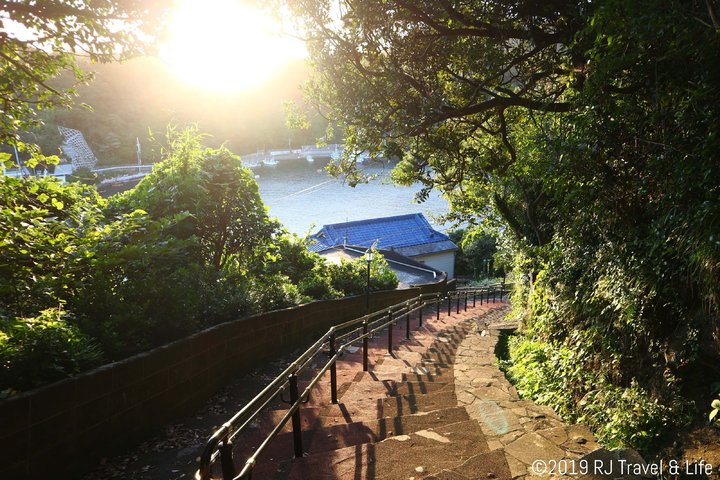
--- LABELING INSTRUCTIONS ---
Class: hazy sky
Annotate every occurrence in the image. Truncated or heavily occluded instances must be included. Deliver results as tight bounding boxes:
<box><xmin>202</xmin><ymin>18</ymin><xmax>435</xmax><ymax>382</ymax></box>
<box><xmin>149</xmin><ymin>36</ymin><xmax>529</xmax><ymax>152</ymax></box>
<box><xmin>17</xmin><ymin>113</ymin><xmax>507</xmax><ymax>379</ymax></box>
<box><xmin>159</xmin><ymin>0</ymin><xmax>307</xmax><ymax>92</ymax></box>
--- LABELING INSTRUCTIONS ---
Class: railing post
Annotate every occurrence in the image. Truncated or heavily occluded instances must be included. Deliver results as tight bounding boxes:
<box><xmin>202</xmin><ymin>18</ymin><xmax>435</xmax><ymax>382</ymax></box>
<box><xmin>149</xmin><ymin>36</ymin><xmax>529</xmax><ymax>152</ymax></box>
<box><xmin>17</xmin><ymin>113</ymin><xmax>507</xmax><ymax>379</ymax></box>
<box><xmin>329</xmin><ymin>333</ymin><xmax>338</xmax><ymax>404</ymax></box>
<box><xmin>419</xmin><ymin>303</ymin><xmax>423</xmax><ymax>327</ymax></box>
<box><xmin>436</xmin><ymin>294</ymin><xmax>440</xmax><ymax>320</ymax></box>
<box><xmin>387</xmin><ymin>310</ymin><xmax>393</xmax><ymax>354</ymax></box>
<box><xmin>405</xmin><ymin>303</ymin><xmax>411</xmax><ymax>339</ymax></box>
<box><xmin>362</xmin><ymin>320</ymin><xmax>369</xmax><ymax>372</ymax></box>
<box><xmin>480</xmin><ymin>288</ymin><xmax>484</xmax><ymax>305</ymax></box>
<box><xmin>447</xmin><ymin>293</ymin><xmax>451</xmax><ymax>316</ymax></box>
<box><xmin>473</xmin><ymin>290</ymin><xmax>477</xmax><ymax>307</ymax></box>
<box><xmin>464</xmin><ymin>291</ymin><xmax>468</xmax><ymax>311</ymax></box>
<box><xmin>493</xmin><ymin>286</ymin><xmax>496</xmax><ymax>303</ymax></box>
<box><xmin>289</xmin><ymin>374</ymin><xmax>303</xmax><ymax>458</ymax></box>
<box><xmin>456</xmin><ymin>293</ymin><xmax>460</xmax><ymax>314</ymax></box>
<box><xmin>219</xmin><ymin>440</ymin><xmax>236</xmax><ymax>480</ymax></box>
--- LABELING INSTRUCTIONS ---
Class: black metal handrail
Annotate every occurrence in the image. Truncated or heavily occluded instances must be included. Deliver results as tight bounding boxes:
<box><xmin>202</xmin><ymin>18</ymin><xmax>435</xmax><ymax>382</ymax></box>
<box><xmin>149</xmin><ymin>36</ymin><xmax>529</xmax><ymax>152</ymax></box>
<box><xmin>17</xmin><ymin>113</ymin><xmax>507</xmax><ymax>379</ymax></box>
<box><xmin>195</xmin><ymin>283</ymin><xmax>512</xmax><ymax>480</ymax></box>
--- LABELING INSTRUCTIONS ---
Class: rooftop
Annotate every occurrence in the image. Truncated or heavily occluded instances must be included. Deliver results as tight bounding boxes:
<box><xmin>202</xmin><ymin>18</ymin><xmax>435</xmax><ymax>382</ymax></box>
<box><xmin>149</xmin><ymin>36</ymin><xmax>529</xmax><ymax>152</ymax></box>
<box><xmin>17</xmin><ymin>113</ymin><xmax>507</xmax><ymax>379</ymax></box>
<box><xmin>309</xmin><ymin>213</ymin><xmax>458</xmax><ymax>256</ymax></box>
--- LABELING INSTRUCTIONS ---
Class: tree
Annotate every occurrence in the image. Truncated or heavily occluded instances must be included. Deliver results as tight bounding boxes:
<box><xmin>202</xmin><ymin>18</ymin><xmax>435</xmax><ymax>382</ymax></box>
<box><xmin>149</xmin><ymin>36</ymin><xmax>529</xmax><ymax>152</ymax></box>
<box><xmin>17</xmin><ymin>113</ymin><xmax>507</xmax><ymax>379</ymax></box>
<box><xmin>285</xmin><ymin>0</ymin><xmax>720</xmax><ymax>449</ymax></box>
<box><xmin>120</xmin><ymin>127</ymin><xmax>280</xmax><ymax>271</ymax></box>
<box><xmin>284</xmin><ymin>0</ymin><xmax>584</xmax><ymax>202</ymax></box>
<box><xmin>0</xmin><ymin>0</ymin><xmax>170</xmax><ymax>161</ymax></box>
<box><xmin>449</xmin><ymin>228</ymin><xmax>497</xmax><ymax>279</ymax></box>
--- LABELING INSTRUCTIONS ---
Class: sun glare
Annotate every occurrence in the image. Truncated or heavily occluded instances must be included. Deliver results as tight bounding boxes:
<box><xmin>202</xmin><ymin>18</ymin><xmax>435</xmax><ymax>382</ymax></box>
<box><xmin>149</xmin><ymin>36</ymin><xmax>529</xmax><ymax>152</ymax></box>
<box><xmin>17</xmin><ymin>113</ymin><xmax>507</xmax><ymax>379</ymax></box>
<box><xmin>159</xmin><ymin>0</ymin><xmax>306</xmax><ymax>92</ymax></box>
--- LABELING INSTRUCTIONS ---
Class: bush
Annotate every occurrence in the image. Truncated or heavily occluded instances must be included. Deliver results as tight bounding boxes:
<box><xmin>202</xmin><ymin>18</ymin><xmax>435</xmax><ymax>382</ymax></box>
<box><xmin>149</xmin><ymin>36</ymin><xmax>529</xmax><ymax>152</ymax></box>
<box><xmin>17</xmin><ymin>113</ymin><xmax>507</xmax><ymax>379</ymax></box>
<box><xmin>503</xmin><ymin>333</ymin><xmax>693</xmax><ymax>453</ymax></box>
<box><xmin>298</xmin><ymin>266</ymin><xmax>340</xmax><ymax>300</ymax></box>
<box><xmin>248</xmin><ymin>274</ymin><xmax>304</xmax><ymax>311</ymax></box>
<box><xmin>327</xmin><ymin>251</ymin><xmax>399</xmax><ymax>297</ymax></box>
<box><xmin>0</xmin><ymin>309</ymin><xmax>102</xmax><ymax>395</ymax></box>
<box><xmin>70</xmin><ymin>211</ymin><xmax>209</xmax><ymax>359</ymax></box>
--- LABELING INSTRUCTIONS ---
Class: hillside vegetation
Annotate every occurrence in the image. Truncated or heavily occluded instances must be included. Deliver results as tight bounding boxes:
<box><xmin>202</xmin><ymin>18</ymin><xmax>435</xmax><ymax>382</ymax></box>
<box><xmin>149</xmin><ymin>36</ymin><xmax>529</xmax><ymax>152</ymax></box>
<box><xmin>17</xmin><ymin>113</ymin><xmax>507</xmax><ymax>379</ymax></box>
<box><xmin>0</xmin><ymin>128</ymin><xmax>397</xmax><ymax>395</ymax></box>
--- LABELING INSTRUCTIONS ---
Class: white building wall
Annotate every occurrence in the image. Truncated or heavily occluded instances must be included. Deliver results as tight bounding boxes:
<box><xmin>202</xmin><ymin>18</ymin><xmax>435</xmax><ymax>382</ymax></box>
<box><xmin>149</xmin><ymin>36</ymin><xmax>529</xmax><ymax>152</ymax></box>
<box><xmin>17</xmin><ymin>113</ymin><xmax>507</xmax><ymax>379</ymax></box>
<box><xmin>412</xmin><ymin>251</ymin><xmax>456</xmax><ymax>279</ymax></box>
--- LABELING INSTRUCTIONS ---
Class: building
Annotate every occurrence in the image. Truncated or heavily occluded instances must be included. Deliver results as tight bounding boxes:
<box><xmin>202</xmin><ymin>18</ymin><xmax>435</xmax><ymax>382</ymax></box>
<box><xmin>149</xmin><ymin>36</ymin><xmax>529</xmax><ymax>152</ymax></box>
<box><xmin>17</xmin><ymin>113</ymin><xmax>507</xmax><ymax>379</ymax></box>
<box><xmin>309</xmin><ymin>213</ymin><xmax>458</xmax><ymax>278</ymax></box>
<box><xmin>316</xmin><ymin>244</ymin><xmax>446</xmax><ymax>288</ymax></box>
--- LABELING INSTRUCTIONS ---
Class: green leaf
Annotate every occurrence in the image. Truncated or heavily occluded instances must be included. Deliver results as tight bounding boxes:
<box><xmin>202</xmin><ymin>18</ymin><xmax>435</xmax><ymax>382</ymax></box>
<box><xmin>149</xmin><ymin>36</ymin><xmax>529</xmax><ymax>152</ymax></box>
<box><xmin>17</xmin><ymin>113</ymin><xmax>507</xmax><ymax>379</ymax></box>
<box><xmin>0</xmin><ymin>152</ymin><xmax>13</xmax><ymax>169</ymax></box>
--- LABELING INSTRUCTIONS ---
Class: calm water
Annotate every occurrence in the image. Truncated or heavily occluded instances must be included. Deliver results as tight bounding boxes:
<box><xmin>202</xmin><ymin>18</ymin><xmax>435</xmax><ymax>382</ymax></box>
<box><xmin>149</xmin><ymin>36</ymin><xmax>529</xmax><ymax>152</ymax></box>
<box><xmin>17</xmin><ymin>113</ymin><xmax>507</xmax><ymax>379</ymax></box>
<box><xmin>253</xmin><ymin>158</ymin><xmax>449</xmax><ymax>235</ymax></box>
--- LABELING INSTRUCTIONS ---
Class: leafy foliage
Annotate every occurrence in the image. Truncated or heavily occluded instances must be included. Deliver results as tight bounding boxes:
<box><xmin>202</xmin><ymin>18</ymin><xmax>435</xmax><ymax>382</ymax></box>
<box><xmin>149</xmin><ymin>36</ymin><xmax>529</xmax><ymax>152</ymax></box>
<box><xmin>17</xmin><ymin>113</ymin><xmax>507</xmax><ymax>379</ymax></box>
<box><xmin>327</xmin><ymin>251</ymin><xmax>399</xmax><ymax>297</ymax></box>
<box><xmin>0</xmin><ymin>175</ymin><xmax>103</xmax><ymax>317</ymax></box>
<box><xmin>0</xmin><ymin>0</ymin><xmax>170</xmax><ymax>158</ymax></box>
<box><xmin>449</xmin><ymin>228</ymin><xmax>498</xmax><ymax>279</ymax></box>
<box><xmin>0</xmin><ymin>127</ymin><xmax>402</xmax><ymax>392</ymax></box>
<box><xmin>287</xmin><ymin>0</ymin><xmax>720</xmax><ymax>449</ymax></box>
<box><xmin>119</xmin><ymin>127</ymin><xmax>279</xmax><ymax>271</ymax></box>
<box><xmin>0</xmin><ymin>308</ymin><xmax>102</xmax><ymax>394</ymax></box>
<box><xmin>504</xmin><ymin>333</ymin><xmax>692</xmax><ymax>452</ymax></box>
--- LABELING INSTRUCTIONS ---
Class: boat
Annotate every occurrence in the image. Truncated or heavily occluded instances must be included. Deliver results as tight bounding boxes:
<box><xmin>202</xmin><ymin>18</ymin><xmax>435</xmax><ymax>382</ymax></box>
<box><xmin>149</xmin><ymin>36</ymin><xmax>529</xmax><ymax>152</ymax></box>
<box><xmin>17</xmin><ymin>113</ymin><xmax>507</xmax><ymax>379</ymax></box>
<box><xmin>262</xmin><ymin>156</ymin><xmax>278</xmax><ymax>166</ymax></box>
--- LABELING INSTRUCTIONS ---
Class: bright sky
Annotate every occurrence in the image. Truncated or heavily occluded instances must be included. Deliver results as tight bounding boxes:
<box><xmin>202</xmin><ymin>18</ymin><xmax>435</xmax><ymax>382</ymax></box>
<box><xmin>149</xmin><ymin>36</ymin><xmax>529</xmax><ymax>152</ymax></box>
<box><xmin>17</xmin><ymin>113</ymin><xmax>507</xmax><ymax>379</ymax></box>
<box><xmin>159</xmin><ymin>0</ymin><xmax>307</xmax><ymax>92</ymax></box>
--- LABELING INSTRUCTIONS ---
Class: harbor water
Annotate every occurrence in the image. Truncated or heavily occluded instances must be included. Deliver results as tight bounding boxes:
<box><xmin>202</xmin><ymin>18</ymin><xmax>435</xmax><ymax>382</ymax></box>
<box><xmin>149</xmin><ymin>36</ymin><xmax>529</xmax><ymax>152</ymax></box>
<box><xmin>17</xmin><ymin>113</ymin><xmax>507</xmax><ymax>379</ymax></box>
<box><xmin>253</xmin><ymin>158</ymin><xmax>450</xmax><ymax>235</ymax></box>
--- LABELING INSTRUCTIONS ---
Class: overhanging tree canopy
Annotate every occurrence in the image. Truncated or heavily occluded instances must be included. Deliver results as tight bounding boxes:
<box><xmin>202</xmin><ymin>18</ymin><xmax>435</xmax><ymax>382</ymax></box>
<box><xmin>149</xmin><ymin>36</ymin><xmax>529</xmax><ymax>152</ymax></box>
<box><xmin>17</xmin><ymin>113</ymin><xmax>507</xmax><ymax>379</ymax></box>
<box><xmin>0</xmin><ymin>0</ymin><xmax>170</xmax><ymax>157</ymax></box>
<box><xmin>285</xmin><ymin>0</ymin><xmax>720</xmax><ymax>448</ymax></box>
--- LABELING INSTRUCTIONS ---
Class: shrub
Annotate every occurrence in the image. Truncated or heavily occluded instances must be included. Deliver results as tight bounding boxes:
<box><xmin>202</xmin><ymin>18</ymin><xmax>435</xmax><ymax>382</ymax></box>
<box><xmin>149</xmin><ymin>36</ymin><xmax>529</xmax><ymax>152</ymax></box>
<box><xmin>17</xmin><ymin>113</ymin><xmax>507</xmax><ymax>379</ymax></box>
<box><xmin>70</xmin><ymin>211</ymin><xmax>208</xmax><ymax>359</ymax></box>
<box><xmin>327</xmin><ymin>251</ymin><xmax>399</xmax><ymax>296</ymax></box>
<box><xmin>0</xmin><ymin>309</ymin><xmax>102</xmax><ymax>395</ymax></box>
<box><xmin>503</xmin><ymin>333</ymin><xmax>693</xmax><ymax>453</ymax></box>
<box><xmin>298</xmin><ymin>266</ymin><xmax>340</xmax><ymax>300</ymax></box>
<box><xmin>248</xmin><ymin>274</ymin><xmax>304</xmax><ymax>311</ymax></box>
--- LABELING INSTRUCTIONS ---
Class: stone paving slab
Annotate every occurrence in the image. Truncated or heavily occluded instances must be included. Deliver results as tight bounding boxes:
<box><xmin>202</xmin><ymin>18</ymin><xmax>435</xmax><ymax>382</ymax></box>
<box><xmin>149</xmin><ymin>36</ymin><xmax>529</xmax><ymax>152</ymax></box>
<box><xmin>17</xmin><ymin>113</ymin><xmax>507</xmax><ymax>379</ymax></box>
<box><xmin>453</xmin><ymin>307</ymin><xmax>606</xmax><ymax>480</ymax></box>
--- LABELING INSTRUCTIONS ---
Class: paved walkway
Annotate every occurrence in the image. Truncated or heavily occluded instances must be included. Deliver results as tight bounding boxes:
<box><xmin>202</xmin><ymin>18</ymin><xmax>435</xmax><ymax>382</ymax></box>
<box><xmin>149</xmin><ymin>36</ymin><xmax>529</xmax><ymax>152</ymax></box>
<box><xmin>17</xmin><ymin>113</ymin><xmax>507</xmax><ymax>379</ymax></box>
<box><xmin>454</xmin><ymin>309</ymin><xmax>602</xmax><ymax>479</ymax></box>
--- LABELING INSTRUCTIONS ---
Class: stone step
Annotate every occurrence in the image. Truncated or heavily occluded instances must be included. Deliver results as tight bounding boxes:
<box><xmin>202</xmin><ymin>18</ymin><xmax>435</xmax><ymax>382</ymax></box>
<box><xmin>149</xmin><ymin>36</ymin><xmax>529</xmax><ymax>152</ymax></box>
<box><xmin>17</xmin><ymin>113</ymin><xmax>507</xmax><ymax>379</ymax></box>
<box><xmin>317</xmin><ymin>390</ymin><xmax>459</xmax><ymax>425</ymax></box>
<box><xmin>229</xmin><ymin>407</ymin><xmax>472</xmax><ymax>478</ymax></box>
<box><xmin>284</xmin><ymin>419</ymin><xmax>507</xmax><ymax>480</ymax></box>
<box><xmin>214</xmin><ymin>311</ymin><xmax>488</xmax><ymax>480</ymax></box>
<box><xmin>402</xmin><ymin>370</ymin><xmax>452</xmax><ymax>383</ymax></box>
<box><xmin>427</xmin><ymin>450</ymin><xmax>514</xmax><ymax>480</ymax></box>
<box><xmin>338</xmin><ymin>372</ymin><xmax>454</xmax><ymax>402</ymax></box>
<box><xmin>307</xmin><ymin>406</ymin><xmax>472</xmax><ymax>454</ymax></box>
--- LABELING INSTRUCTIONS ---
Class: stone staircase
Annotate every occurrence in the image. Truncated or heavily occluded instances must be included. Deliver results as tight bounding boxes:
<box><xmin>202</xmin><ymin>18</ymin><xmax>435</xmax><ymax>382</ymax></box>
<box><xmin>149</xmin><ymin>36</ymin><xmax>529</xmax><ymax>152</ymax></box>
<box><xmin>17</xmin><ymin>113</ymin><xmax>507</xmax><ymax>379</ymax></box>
<box><xmin>217</xmin><ymin>302</ymin><xmax>645</xmax><ymax>480</ymax></box>
<box><xmin>223</xmin><ymin>303</ymin><xmax>514</xmax><ymax>480</ymax></box>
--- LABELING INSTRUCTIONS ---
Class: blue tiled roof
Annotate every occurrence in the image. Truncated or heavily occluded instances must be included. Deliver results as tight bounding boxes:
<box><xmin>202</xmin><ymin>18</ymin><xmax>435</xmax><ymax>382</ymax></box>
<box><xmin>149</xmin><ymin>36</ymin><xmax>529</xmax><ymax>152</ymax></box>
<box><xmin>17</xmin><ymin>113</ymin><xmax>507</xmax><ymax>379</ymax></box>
<box><xmin>308</xmin><ymin>213</ymin><xmax>457</xmax><ymax>254</ymax></box>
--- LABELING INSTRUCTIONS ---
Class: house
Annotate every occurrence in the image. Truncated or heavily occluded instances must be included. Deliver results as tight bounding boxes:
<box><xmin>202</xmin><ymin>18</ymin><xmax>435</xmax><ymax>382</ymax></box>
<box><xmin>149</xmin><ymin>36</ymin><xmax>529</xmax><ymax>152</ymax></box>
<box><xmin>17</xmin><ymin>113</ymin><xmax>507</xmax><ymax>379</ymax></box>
<box><xmin>309</xmin><ymin>213</ymin><xmax>458</xmax><ymax>278</ymax></box>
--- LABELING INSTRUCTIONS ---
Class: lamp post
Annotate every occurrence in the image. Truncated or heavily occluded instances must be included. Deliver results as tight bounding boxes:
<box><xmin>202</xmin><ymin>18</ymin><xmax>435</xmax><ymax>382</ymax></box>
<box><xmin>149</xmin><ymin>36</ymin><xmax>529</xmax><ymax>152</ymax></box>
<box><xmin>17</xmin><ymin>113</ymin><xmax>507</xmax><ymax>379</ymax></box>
<box><xmin>365</xmin><ymin>249</ymin><xmax>372</xmax><ymax>312</ymax></box>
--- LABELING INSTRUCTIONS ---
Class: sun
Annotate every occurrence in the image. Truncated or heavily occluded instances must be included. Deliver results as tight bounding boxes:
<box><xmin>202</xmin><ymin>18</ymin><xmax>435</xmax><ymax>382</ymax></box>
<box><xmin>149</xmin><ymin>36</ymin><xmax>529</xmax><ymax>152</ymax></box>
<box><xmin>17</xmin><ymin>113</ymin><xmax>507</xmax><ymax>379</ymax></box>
<box><xmin>159</xmin><ymin>0</ymin><xmax>305</xmax><ymax>92</ymax></box>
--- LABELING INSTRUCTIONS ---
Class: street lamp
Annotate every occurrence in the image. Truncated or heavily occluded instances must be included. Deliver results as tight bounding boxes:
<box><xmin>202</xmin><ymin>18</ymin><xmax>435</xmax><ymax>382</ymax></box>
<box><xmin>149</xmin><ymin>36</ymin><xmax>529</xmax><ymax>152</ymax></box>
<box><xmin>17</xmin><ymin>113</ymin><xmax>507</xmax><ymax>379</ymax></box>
<box><xmin>365</xmin><ymin>249</ymin><xmax>373</xmax><ymax>312</ymax></box>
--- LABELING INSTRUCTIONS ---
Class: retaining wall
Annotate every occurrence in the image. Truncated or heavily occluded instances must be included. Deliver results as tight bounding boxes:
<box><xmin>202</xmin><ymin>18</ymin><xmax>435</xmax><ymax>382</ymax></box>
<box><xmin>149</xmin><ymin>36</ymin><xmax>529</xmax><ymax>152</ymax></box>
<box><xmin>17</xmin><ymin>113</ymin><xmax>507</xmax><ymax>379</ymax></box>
<box><xmin>0</xmin><ymin>285</ymin><xmax>448</xmax><ymax>479</ymax></box>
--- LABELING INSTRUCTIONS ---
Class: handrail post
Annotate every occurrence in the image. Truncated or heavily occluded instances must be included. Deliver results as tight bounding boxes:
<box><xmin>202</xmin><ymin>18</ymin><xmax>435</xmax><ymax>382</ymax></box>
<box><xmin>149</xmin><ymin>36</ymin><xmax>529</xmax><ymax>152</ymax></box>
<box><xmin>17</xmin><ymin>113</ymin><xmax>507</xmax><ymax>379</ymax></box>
<box><xmin>418</xmin><ymin>303</ymin><xmax>423</xmax><ymax>327</ymax></box>
<box><xmin>456</xmin><ymin>293</ymin><xmax>460</xmax><ymax>314</ymax></box>
<box><xmin>493</xmin><ymin>286</ymin><xmax>496</xmax><ymax>303</ymax></box>
<box><xmin>406</xmin><ymin>304</ymin><xmax>411</xmax><ymax>339</ymax></box>
<box><xmin>447</xmin><ymin>293</ymin><xmax>451</xmax><ymax>316</ymax></box>
<box><xmin>473</xmin><ymin>290</ymin><xmax>476</xmax><ymax>307</ymax></box>
<box><xmin>329</xmin><ymin>333</ymin><xmax>338</xmax><ymax>404</ymax></box>
<box><xmin>464</xmin><ymin>291</ymin><xmax>468</xmax><ymax>311</ymax></box>
<box><xmin>362</xmin><ymin>320</ymin><xmax>369</xmax><ymax>372</ymax></box>
<box><xmin>387</xmin><ymin>310</ymin><xmax>394</xmax><ymax>354</ymax></box>
<box><xmin>435</xmin><ymin>294</ymin><xmax>440</xmax><ymax>320</ymax></box>
<box><xmin>480</xmin><ymin>288</ymin><xmax>484</xmax><ymax>305</ymax></box>
<box><xmin>289</xmin><ymin>374</ymin><xmax>303</xmax><ymax>458</ymax></box>
<box><xmin>219</xmin><ymin>440</ymin><xmax>236</xmax><ymax>480</ymax></box>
